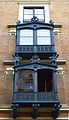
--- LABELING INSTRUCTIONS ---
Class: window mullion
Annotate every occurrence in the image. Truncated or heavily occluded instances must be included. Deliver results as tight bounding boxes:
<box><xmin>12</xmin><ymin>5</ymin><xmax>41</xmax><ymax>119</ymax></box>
<box><xmin>33</xmin><ymin>8</ymin><xmax>35</xmax><ymax>17</ymax></box>
<box><xmin>33</xmin><ymin>30</ymin><xmax>37</xmax><ymax>45</ymax></box>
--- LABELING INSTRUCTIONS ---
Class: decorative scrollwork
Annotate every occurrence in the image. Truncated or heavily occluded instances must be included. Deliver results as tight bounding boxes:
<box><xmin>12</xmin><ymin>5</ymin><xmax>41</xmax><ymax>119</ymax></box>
<box><xmin>32</xmin><ymin>104</ymin><xmax>40</xmax><ymax>119</ymax></box>
<box><xmin>16</xmin><ymin>20</ymin><xmax>21</xmax><ymax>25</ymax></box>
<box><xmin>50</xmin><ymin>54</ymin><xmax>59</xmax><ymax>64</ymax></box>
<box><xmin>12</xmin><ymin>54</ymin><xmax>22</xmax><ymax>65</ymax></box>
<box><xmin>12</xmin><ymin>104</ymin><xmax>19</xmax><ymax>119</ymax></box>
<box><xmin>31</xmin><ymin>55</ymin><xmax>40</xmax><ymax>63</ymax></box>
<box><xmin>52</xmin><ymin>103</ymin><xmax>62</xmax><ymax>119</ymax></box>
<box><xmin>31</xmin><ymin>16</ymin><xmax>39</xmax><ymax>22</ymax></box>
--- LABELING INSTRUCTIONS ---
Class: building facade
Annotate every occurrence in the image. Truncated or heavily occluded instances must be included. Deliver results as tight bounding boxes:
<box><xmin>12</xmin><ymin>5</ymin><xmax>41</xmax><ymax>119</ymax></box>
<box><xmin>0</xmin><ymin>0</ymin><xmax>69</xmax><ymax>120</ymax></box>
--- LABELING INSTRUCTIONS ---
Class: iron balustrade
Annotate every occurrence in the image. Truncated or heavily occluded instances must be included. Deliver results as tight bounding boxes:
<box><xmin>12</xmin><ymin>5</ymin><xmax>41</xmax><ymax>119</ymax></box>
<box><xmin>16</xmin><ymin>45</ymin><xmax>54</xmax><ymax>53</ymax></box>
<box><xmin>13</xmin><ymin>92</ymin><xmax>58</xmax><ymax>102</ymax></box>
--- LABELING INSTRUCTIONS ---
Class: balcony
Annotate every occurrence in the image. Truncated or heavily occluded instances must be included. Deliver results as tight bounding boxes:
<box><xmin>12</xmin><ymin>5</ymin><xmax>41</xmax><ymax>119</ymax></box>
<box><xmin>16</xmin><ymin>45</ymin><xmax>55</xmax><ymax>59</ymax></box>
<box><xmin>13</xmin><ymin>92</ymin><xmax>59</xmax><ymax>106</ymax></box>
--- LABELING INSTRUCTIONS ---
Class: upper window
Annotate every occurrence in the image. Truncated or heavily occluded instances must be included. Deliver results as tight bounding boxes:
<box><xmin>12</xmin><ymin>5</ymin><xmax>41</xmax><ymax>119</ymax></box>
<box><xmin>18</xmin><ymin>5</ymin><xmax>50</xmax><ymax>23</ymax></box>
<box><xmin>23</xmin><ymin>7</ymin><xmax>44</xmax><ymax>22</ymax></box>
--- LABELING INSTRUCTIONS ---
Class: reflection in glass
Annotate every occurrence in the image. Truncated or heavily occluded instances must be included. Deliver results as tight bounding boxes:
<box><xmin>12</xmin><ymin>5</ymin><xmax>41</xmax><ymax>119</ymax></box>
<box><xmin>17</xmin><ymin>70</ymin><xmax>33</xmax><ymax>92</ymax></box>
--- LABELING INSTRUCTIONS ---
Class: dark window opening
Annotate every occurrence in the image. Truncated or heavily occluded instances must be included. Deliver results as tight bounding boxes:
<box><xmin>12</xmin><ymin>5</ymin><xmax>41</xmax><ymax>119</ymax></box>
<box><xmin>38</xmin><ymin>69</ymin><xmax>53</xmax><ymax>92</ymax></box>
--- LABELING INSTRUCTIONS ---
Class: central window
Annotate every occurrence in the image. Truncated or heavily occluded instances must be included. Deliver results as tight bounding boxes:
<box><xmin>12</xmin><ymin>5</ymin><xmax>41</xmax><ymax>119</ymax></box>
<box><xmin>19</xmin><ymin>29</ymin><xmax>51</xmax><ymax>45</ymax></box>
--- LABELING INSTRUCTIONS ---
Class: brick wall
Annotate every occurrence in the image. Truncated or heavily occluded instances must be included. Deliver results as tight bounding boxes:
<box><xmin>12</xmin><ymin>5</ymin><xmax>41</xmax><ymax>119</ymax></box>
<box><xmin>50</xmin><ymin>0</ymin><xmax>69</xmax><ymax>104</ymax></box>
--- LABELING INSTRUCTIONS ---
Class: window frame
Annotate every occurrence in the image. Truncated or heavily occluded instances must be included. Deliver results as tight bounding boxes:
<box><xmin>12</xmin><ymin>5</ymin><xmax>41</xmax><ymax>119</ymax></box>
<box><xmin>23</xmin><ymin>6</ymin><xmax>45</xmax><ymax>22</ymax></box>
<box><xmin>17</xmin><ymin>28</ymin><xmax>51</xmax><ymax>46</ymax></box>
<box><xmin>18</xmin><ymin>5</ymin><xmax>50</xmax><ymax>23</ymax></box>
<box><xmin>37</xmin><ymin>29</ymin><xmax>51</xmax><ymax>45</ymax></box>
<box><xmin>17</xmin><ymin>70</ymin><xmax>34</xmax><ymax>92</ymax></box>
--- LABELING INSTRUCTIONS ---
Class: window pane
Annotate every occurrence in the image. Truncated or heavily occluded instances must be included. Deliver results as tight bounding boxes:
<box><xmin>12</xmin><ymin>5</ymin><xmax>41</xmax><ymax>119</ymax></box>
<box><xmin>23</xmin><ymin>7</ymin><xmax>44</xmax><ymax>22</ymax></box>
<box><xmin>24</xmin><ymin>15</ymin><xmax>33</xmax><ymax>20</ymax></box>
<box><xmin>37</xmin><ymin>29</ymin><xmax>50</xmax><ymax>36</ymax></box>
<box><xmin>37</xmin><ymin>37</ymin><xmax>51</xmax><ymax>45</ymax></box>
<box><xmin>20</xmin><ymin>30</ymin><xmax>33</xmax><ymax>36</ymax></box>
<box><xmin>35</xmin><ymin>9</ymin><xmax>44</xmax><ymax>14</ymax></box>
<box><xmin>17</xmin><ymin>70</ymin><xmax>34</xmax><ymax>92</ymax></box>
<box><xmin>24</xmin><ymin>9</ymin><xmax>33</xmax><ymax>14</ymax></box>
<box><xmin>35</xmin><ymin>15</ymin><xmax>44</xmax><ymax>20</ymax></box>
<box><xmin>20</xmin><ymin>37</ymin><xmax>33</xmax><ymax>45</ymax></box>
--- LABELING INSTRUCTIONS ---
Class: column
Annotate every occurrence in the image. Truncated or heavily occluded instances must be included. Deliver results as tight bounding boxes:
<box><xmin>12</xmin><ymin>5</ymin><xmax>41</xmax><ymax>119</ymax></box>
<box><xmin>53</xmin><ymin>68</ymin><xmax>58</xmax><ymax>93</ymax></box>
<box><xmin>50</xmin><ymin>54</ymin><xmax>59</xmax><ymax>100</ymax></box>
<box><xmin>33</xmin><ymin>71</ymin><xmax>38</xmax><ymax>101</ymax></box>
<box><xmin>33</xmin><ymin>30</ymin><xmax>37</xmax><ymax>51</ymax></box>
<box><xmin>33</xmin><ymin>71</ymin><xmax>38</xmax><ymax>92</ymax></box>
<box><xmin>13</xmin><ymin>70</ymin><xmax>18</xmax><ymax>101</ymax></box>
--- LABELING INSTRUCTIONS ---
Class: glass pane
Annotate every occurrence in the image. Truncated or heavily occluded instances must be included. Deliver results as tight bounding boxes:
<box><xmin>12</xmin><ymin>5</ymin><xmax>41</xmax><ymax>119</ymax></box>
<box><xmin>37</xmin><ymin>37</ymin><xmax>51</xmax><ymax>45</ymax></box>
<box><xmin>17</xmin><ymin>70</ymin><xmax>34</xmax><ymax>92</ymax></box>
<box><xmin>35</xmin><ymin>9</ymin><xmax>44</xmax><ymax>14</ymax></box>
<box><xmin>20</xmin><ymin>30</ymin><xmax>33</xmax><ymax>36</ymax></box>
<box><xmin>24</xmin><ymin>9</ymin><xmax>33</xmax><ymax>14</ymax></box>
<box><xmin>37</xmin><ymin>29</ymin><xmax>50</xmax><ymax>36</ymax></box>
<box><xmin>20</xmin><ymin>37</ymin><xmax>33</xmax><ymax>45</ymax></box>
<box><xmin>35</xmin><ymin>15</ymin><xmax>44</xmax><ymax>20</ymax></box>
<box><xmin>24</xmin><ymin>15</ymin><xmax>33</xmax><ymax>20</ymax></box>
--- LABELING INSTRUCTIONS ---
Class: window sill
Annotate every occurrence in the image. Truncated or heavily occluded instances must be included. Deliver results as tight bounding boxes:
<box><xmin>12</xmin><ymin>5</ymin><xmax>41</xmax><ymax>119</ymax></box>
<box><xmin>7</xmin><ymin>23</ymin><xmax>62</xmax><ymax>28</ymax></box>
<box><xmin>3</xmin><ymin>59</ymin><xmax>66</xmax><ymax>65</ymax></box>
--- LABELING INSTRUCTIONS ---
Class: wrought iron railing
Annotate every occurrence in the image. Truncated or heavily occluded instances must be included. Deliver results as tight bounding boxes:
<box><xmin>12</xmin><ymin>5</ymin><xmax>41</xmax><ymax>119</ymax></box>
<box><xmin>13</xmin><ymin>92</ymin><xmax>58</xmax><ymax>102</ymax></box>
<box><xmin>16</xmin><ymin>45</ymin><xmax>54</xmax><ymax>53</ymax></box>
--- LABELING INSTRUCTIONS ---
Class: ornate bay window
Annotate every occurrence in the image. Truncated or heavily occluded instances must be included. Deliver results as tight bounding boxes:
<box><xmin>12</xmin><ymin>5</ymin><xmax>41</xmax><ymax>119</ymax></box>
<box><xmin>12</xmin><ymin>5</ymin><xmax>61</xmax><ymax>119</ymax></box>
<box><xmin>16</xmin><ymin>21</ymin><xmax>54</xmax><ymax>59</ymax></box>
